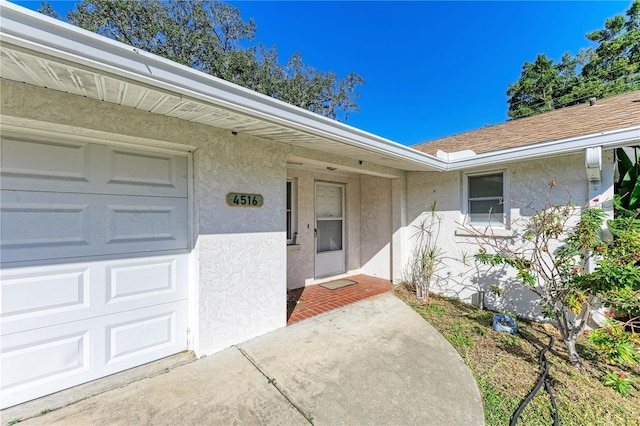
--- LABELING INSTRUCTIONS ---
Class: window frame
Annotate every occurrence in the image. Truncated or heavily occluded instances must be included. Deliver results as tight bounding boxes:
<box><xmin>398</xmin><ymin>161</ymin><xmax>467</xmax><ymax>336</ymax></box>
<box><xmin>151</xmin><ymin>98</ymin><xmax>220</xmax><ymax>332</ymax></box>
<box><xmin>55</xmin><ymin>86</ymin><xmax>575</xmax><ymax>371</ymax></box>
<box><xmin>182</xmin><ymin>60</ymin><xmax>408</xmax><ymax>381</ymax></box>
<box><xmin>286</xmin><ymin>178</ymin><xmax>298</xmax><ymax>245</ymax></box>
<box><xmin>462</xmin><ymin>169</ymin><xmax>509</xmax><ymax>228</ymax></box>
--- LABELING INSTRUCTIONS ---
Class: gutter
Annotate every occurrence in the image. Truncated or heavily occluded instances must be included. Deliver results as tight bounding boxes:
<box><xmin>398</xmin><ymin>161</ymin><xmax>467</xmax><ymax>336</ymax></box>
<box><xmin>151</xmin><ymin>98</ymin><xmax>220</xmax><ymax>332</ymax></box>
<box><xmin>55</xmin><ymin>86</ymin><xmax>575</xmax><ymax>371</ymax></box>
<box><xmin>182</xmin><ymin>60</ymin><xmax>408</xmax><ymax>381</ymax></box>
<box><xmin>442</xmin><ymin>127</ymin><xmax>640</xmax><ymax>171</ymax></box>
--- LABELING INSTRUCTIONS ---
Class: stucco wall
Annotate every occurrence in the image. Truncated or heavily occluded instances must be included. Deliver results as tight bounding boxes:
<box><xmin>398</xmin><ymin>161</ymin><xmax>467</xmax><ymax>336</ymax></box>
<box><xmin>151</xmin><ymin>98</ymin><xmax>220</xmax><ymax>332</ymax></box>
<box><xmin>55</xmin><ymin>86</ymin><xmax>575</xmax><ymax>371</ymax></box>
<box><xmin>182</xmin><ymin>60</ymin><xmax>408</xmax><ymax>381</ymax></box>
<box><xmin>406</xmin><ymin>152</ymin><xmax>615</xmax><ymax>319</ymax></box>
<box><xmin>360</xmin><ymin>176</ymin><xmax>392</xmax><ymax>279</ymax></box>
<box><xmin>285</xmin><ymin>169</ymin><xmax>362</xmax><ymax>288</ymax></box>
<box><xmin>193</xmin><ymin>130</ymin><xmax>288</xmax><ymax>354</ymax></box>
<box><xmin>2</xmin><ymin>80</ymin><xmax>287</xmax><ymax>356</ymax></box>
<box><xmin>285</xmin><ymin>168</ymin><xmax>399</xmax><ymax>288</ymax></box>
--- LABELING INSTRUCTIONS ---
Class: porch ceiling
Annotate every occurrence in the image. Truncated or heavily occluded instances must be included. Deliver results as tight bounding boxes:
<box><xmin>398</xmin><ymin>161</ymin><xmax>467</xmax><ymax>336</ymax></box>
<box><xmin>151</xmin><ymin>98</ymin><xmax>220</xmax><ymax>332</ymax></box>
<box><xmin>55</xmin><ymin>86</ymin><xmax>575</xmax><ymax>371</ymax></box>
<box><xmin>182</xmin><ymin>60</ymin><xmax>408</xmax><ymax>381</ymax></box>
<box><xmin>0</xmin><ymin>39</ymin><xmax>441</xmax><ymax>173</ymax></box>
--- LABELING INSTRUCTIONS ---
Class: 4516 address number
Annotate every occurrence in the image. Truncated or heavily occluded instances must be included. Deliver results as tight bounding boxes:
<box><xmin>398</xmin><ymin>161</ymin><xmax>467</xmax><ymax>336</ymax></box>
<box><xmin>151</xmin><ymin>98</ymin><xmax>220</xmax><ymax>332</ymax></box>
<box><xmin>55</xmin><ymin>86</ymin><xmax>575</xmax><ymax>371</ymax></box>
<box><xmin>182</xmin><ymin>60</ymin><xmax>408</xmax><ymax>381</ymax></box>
<box><xmin>226</xmin><ymin>192</ymin><xmax>263</xmax><ymax>208</ymax></box>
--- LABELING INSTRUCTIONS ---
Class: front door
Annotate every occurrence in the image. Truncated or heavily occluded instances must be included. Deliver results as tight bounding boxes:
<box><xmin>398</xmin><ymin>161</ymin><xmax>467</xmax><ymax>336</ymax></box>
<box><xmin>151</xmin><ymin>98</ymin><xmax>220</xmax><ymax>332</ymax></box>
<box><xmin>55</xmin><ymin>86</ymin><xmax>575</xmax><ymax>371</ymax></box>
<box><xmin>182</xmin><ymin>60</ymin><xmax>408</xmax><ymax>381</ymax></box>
<box><xmin>315</xmin><ymin>182</ymin><xmax>345</xmax><ymax>277</ymax></box>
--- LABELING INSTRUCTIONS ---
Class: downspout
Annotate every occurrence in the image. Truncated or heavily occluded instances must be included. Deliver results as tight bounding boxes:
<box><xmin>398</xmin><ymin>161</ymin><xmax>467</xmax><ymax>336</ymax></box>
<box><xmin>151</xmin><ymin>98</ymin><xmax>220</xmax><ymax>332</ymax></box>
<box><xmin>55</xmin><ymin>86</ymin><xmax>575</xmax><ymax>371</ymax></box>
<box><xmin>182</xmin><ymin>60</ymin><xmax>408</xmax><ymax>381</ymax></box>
<box><xmin>585</xmin><ymin>146</ymin><xmax>603</xmax><ymax>275</ymax></box>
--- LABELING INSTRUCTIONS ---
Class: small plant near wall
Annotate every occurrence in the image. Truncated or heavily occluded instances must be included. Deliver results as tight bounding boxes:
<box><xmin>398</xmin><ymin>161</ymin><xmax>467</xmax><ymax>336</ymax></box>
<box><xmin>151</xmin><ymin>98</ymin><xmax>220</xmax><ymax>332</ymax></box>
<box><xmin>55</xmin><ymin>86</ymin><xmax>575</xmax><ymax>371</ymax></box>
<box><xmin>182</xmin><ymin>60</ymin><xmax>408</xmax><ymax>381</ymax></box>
<box><xmin>470</xmin><ymin>182</ymin><xmax>640</xmax><ymax>368</ymax></box>
<box><xmin>602</xmin><ymin>370</ymin><xmax>635</xmax><ymax>396</ymax></box>
<box><xmin>614</xmin><ymin>147</ymin><xmax>640</xmax><ymax>213</ymax></box>
<box><xmin>586</xmin><ymin>316</ymin><xmax>640</xmax><ymax>366</ymax></box>
<box><xmin>405</xmin><ymin>201</ymin><xmax>445</xmax><ymax>301</ymax></box>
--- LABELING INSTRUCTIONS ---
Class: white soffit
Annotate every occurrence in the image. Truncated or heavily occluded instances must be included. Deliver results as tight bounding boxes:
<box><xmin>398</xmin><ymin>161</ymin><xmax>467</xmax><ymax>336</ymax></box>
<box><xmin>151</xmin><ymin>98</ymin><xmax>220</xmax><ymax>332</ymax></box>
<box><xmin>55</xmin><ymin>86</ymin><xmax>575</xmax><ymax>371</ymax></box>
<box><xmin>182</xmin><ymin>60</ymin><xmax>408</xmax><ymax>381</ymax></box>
<box><xmin>0</xmin><ymin>2</ymin><xmax>444</xmax><ymax>172</ymax></box>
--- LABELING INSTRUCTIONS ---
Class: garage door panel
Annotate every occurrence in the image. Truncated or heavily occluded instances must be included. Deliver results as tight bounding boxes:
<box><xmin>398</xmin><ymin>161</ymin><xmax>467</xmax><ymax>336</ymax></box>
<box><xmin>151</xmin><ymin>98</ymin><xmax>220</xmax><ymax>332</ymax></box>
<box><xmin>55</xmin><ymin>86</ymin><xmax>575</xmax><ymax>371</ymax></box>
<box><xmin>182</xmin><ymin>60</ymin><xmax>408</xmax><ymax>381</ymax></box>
<box><xmin>1</xmin><ymin>191</ymin><xmax>187</xmax><ymax>263</ymax></box>
<box><xmin>1</xmin><ymin>301</ymin><xmax>187</xmax><ymax>408</ymax></box>
<box><xmin>107</xmin><ymin>257</ymin><xmax>179</xmax><ymax>302</ymax></box>
<box><xmin>0</xmin><ymin>136</ymin><xmax>90</xmax><ymax>186</ymax></box>
<box><xmin>1</xmin><ymin>331</ymin><xmax>90</xmax><ymax>392</ymax></box>
<box><xmin>1</xmin><ymin>267</ymin><xmax>90</xmax><ymax>321</ymax></box>
<box><xmin>0</xmin><ymin>135</ymin><xmax>189</xmax><ymax>409</ymax></box>
<box><xmin>106</xmin><ymin>204</ymin><xmax>181</xmax><ymax>245</ymax></box>
<box><xmin>102</xmin><ymin>302</ymin><xmax>187</xmax><ymax>371</ymax></box>
<box><xmin>0</xmin><ymin>199</ymin><xmax>91</xmax><ymax>253</ymax></box>
<box><xmin>103</xmin><ymin>197</ymin><xmax>188</xmax><ymax>252</ymax></box>
<box><xmin>1</xmin><ymin>135</ymin><xmax>188</xmax><ymax>198</ymax></box>
<box><xmin>1</xmin><ymin>324</ymin><xmax>95</xmax><ymax>410</ymax></box>
<box><xmin>107</xmin><ymin>311</ymin><xmax>177</xmax><ymax>363</ymax></box>
<box><xmin>105</xmin><ymin>146</ymin><xmax>186</xmax><ymax>192</ymax></box>
<box><xmin>1</xmin><ymin>255</ymin><xmax>187</xmax><ymax>336</ymax></box>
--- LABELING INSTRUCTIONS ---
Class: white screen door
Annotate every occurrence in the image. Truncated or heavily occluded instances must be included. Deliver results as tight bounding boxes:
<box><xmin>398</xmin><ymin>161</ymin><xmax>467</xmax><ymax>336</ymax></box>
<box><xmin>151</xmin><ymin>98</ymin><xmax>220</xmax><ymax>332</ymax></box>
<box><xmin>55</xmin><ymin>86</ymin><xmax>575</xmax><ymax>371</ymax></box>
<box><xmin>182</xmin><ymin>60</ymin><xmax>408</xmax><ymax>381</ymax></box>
<box><xmin>315</xmin><ymin>182</ymin><xmax>345</xmax><ymax>277</ymax></box>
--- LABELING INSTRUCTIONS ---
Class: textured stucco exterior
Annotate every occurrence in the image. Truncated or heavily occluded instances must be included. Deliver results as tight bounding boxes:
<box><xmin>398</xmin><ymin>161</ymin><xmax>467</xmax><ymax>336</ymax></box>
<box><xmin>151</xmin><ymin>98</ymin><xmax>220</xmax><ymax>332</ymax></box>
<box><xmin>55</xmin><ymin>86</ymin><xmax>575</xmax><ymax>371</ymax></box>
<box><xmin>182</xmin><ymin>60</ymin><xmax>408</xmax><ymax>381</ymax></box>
<box><xmin>285</xmin><ymin>168</ymin><xmax>360</xmax><ymax>288</ymax></box>
<box><xmin>360</xmin><ymin>176</ymin><xmax>393</xmax><ymax>279</ymax></box>
<box><xmin>285</xmin><ymin>170</ymin><xmax>399</xmax><ymax>289</ymax></box>
<box><xmin>2</xmin><ymin>79</ymin><xmax>404</xmax><ymax>357</ymax></box>
<box><xmin>405</xmin><ymin>152</ymin><xmax>615</xmax><ymax>319</ymax></box>
<box><xmin>2</xmin><ymin>79</ymin><xmax>288</xmax><ymax>356</ymax></box>
<box><xmin>2</xmin><ymin>78</ymin><xmax>621</xmax><ymax>351</ymax></box>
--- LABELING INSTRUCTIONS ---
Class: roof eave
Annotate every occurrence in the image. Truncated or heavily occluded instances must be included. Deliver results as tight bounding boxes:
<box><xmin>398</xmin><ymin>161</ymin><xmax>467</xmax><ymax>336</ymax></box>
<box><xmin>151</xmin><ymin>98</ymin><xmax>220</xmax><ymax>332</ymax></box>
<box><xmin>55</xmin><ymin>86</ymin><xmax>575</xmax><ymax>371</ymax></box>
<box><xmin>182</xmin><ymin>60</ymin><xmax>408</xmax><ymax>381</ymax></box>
<box><xmin>444</xmin><ymin>126</ymin><xmax>640</xmax><ymax>171</ymax></box>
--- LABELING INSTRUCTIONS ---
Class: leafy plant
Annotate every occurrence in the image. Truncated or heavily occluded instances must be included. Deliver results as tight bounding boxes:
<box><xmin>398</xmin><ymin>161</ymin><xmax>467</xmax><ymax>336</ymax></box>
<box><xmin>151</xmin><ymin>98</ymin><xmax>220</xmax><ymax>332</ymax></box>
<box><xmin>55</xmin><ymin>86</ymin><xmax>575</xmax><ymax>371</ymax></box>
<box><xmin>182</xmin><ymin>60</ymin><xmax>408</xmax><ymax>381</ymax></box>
<box><xmin>448</xmin><ymin>325</ymin><xmax>474</xmax><ymax>348</ymax></box>
<box><xmin>472</xmin><ymin>178</ymin><xmax>640</xmax><ymax>369</ymax></box>
<box><xmin>586</xmin><ymin>317</ymin><xmax>640</xmax><ymax>366</ymax></box>
<box><xmin>613</xmin><ymin>147</ymin><xmax>640</xmax><ymax>213</ymax></box>
<box><xmin>405</xmin><ymin>201</ymin><xmax>446</xmax><ymax>301</ymax></box>
<box><xmin>602</xmin><ymin>370</ymin><xmax>634</xmax><ymax>396</ymax></box>
<box><xmin>472</xmin><ymin>183</ymin><xmax>604</xmax><ymax>367</ymax></box>
<box><xmin>577</xmin><ymin>209</ymin><xmax>640</xmax><ymax>317</ymax></box>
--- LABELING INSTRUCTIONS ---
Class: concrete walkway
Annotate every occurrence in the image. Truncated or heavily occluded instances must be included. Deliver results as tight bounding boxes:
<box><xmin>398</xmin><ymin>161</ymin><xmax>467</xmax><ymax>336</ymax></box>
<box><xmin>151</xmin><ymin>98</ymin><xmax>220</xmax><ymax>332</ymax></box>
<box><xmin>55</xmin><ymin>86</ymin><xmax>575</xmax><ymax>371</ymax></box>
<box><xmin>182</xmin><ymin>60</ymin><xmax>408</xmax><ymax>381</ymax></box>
<box><xmin>9</xmin><ymin>293</ymin><xmax>484</xmax><ymax>425</ymax></box>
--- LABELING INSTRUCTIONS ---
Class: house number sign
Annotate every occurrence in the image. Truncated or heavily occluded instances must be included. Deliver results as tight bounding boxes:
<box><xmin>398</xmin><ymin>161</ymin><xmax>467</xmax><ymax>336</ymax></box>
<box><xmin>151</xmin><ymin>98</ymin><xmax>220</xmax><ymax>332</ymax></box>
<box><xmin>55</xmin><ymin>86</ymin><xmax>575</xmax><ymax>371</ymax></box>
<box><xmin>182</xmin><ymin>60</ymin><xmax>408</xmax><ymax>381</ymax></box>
<box><xmin>226</xmin><ymin>193</ymin><xmax>264</xmax><ymax>208</ymax></box>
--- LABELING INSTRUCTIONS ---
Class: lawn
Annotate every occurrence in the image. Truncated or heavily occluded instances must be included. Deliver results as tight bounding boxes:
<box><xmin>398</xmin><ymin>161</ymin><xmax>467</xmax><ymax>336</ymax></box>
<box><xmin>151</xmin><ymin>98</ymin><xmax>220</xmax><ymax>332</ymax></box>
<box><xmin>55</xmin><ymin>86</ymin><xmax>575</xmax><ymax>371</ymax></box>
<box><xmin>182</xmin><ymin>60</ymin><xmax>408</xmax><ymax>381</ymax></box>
<box><xmin>394</xmin><ymin>285</ymin><xmax>640</xmax><ymax>426</ymax></box>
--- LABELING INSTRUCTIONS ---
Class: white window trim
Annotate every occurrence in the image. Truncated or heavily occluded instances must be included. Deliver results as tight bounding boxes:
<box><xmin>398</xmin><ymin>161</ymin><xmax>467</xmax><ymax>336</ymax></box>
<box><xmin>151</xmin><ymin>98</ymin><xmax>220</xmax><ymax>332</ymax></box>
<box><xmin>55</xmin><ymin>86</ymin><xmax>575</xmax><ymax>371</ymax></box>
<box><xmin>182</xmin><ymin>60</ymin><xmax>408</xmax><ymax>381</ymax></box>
<box><xmin>286</xmin><ymin>178</ymin><xmax>298</xmax><ymax>245</ymax></box>
<box><xmin>461</xmin><ymin>169</ymin><xmax>510</xmax><ymax>229</ymax></box>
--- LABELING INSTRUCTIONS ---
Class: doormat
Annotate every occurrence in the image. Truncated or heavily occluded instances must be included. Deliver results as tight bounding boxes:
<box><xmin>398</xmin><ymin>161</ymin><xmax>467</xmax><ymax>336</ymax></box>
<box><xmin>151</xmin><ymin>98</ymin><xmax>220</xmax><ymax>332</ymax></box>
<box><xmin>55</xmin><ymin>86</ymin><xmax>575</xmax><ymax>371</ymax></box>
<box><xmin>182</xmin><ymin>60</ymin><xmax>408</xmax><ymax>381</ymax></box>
<box><xmin>320</xmin><ymin>279</ymin><xmax>357</xmax><ymax>290</ymax></box>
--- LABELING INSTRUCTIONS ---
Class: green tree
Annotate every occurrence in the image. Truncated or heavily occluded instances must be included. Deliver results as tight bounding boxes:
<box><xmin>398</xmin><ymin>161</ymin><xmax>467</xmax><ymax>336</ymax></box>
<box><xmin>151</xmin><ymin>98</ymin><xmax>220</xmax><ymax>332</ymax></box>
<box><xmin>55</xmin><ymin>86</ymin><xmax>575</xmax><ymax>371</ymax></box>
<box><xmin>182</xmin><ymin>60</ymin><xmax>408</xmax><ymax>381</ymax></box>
<box><xmin>581</xmin><ymin>0</ymin><xmax>640</xmax><ymax>98</ymax></box>
<box><xmin>472</xmin><ymin>182</ymin><xmax>640</xmax><ymax>368</ymax></box>
<box><xmin>506</xmin><ymin>54</ymin><xmax>573</xmax><ymax>119</ymax></box>
<box><xmin>39</xmin><ymin>0</ymin><xmax>364</xmax><ymax>121</ymax></box>
<box><xmin>507</xmin><ymin>0</ymin><xmax>640</xmax><ymax>119</ymax></box>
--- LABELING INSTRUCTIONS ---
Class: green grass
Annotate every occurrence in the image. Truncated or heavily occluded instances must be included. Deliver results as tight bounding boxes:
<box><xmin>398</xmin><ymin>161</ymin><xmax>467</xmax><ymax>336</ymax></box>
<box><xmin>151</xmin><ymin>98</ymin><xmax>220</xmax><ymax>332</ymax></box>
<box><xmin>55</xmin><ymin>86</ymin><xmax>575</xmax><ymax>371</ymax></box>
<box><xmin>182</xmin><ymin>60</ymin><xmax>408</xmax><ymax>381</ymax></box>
<box><xmin>396</xmin><ymin>286</ymin><xmax>640</xmax><ymax>426</ymax></box>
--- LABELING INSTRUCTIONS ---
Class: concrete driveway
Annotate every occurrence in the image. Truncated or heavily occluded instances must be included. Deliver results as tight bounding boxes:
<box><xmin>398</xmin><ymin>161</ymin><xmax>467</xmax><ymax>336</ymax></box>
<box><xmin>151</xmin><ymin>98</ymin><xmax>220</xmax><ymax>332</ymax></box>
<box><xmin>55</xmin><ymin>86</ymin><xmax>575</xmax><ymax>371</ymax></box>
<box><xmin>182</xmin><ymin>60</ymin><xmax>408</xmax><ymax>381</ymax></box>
<box><xmin>6</xmin><ymin>293</ymin><xmax>484</xmax><ymax>425</ymax></box>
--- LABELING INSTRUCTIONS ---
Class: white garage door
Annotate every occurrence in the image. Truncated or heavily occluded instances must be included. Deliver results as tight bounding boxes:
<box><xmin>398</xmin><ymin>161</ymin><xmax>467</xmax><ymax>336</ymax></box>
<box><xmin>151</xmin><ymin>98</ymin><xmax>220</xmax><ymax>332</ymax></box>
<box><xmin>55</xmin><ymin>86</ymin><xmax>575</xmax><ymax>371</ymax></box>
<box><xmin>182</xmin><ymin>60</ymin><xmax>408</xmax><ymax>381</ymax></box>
<box><xmin>0</xmin><ymin>132</ymin><xmax>190</xmax><ymax>408</ymax></box>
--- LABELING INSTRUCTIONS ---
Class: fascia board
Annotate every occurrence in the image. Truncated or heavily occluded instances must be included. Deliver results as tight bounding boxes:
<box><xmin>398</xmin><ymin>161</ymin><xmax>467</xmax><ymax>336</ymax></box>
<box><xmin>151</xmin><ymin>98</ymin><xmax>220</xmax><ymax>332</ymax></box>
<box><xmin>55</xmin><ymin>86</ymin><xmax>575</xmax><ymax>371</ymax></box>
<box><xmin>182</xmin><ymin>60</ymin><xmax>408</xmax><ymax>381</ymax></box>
<box><xmin>0</xmin><ymin>2</ymin><xmax>447</xmax><ymax>172</ymax></box>
<box><xmin>445</xmin><ymin>127</ymin><xmax>640</xmax><ymax>171</ymax></box>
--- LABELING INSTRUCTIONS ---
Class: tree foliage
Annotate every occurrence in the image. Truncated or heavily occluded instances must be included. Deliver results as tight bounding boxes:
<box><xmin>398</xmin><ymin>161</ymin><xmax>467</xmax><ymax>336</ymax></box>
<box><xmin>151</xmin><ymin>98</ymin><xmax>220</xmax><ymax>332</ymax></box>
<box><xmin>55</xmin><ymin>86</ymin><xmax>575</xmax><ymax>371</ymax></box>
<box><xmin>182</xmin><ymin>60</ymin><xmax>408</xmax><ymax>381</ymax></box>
<box><xmin>507</xmin><ymin>0</ymin><xmax>640</xmax><ymax>118</ymax></box>
<box><xmin>39</xmin><ymin>0</ymin><xmax>364</xmax><ymax>121</ymax></box>
<box><xmin>471</xmin><ymin>182</ymin><xmax>640</xmax><ymax>368</ymax></box>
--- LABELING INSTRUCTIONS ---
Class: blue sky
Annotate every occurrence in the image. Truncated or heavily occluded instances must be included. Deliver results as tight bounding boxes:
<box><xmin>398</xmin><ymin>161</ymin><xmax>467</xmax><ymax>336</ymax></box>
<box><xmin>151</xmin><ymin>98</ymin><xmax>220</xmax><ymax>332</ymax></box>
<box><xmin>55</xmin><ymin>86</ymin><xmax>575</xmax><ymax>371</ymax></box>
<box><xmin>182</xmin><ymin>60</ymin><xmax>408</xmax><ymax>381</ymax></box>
<box><xmin>14</xmin><ymin>1</ymin><xmax>634</xmax><ymax>145</ymax></box>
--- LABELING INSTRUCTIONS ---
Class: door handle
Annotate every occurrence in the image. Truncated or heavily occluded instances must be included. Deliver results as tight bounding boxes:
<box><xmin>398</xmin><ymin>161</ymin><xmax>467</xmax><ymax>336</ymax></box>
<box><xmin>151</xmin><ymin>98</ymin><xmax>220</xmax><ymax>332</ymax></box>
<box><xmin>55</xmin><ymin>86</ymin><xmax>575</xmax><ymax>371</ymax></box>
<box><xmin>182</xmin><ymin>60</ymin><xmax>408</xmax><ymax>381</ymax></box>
<box><xmin>314</xmin><ymin>228</ymin><xmax>317</xmax><ymax>237</ymax></box>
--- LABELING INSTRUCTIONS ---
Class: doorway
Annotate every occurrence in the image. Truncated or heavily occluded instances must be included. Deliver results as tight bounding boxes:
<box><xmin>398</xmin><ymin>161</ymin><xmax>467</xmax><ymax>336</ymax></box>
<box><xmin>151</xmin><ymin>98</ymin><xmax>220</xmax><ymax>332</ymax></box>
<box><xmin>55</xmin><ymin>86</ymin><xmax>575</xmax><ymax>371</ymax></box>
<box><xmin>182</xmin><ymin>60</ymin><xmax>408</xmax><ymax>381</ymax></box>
<box><xmin>315</xmin><ymin>182</ymin><xmax>345</xmax><ymax>277</ymax></box>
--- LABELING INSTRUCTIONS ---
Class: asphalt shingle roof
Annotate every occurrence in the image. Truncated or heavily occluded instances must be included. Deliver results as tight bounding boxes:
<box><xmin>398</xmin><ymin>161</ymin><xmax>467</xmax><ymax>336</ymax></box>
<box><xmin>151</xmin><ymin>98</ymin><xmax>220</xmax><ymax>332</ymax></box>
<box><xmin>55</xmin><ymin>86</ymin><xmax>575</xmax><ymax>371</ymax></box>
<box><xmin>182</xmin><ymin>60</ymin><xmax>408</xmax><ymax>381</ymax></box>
<box><xmin>412</xmin><ymin>90</ymin><xmax>640</xmax><ymax>156</ymax></box>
